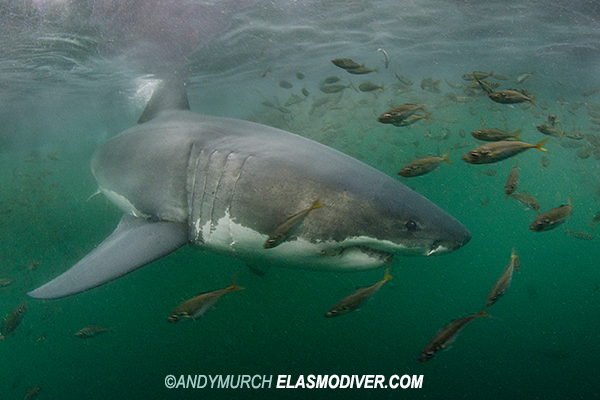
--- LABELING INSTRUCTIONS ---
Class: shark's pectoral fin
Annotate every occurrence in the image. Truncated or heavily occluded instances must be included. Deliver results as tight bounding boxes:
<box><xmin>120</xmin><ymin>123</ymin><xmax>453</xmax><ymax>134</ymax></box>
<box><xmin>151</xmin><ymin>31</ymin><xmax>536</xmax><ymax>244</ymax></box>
<box><xmin>28</xmin><ymin>214</ymin><xmax>189</xmax><ymax>299</ymax></box>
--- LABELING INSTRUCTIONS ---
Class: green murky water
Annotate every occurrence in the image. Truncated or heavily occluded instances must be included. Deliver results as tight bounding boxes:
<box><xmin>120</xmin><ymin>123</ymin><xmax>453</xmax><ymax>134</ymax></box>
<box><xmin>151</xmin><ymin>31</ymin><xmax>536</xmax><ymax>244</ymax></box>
<box><xmin>2</xmin><ymin>1</ymin><xmax>600</xmax><ymax>399</ymax></box>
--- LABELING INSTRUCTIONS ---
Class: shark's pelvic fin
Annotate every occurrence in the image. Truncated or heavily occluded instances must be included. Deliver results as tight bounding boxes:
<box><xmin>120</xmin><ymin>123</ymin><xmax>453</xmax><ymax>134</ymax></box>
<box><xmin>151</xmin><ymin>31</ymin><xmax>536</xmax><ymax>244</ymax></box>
<box><xmin>28</xmin><ymin>214</ymin><xmax>188</xmax><ymax>299</ymax></box>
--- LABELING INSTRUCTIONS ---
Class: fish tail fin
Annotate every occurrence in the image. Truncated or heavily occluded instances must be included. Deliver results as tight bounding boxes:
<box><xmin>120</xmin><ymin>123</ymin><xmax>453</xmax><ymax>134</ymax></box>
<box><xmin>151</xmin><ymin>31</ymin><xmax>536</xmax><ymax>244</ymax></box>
<box><xmin>348</xmin><ymin>80</ymin><xmax>358</xmax><ymax>92</ymax></box>
<box><xmin>480</xmin><ymin>116</ymin><xmax>485</xmax><ymax>127</ymax></box>
<box><xmin>511</xmin><ymin>248</ymin><xmax>519</xmax><ymax>272</ymax></box>
<box><xmin>511</xmin><ymin>247</ymin><xmax>518</xmax><ymax>258</ymax></box>
<box><xmin>471</xmin><ymin>71</ymin><xmax>481</xmax><ymax>84</ymax></box>
<box><xmin>423</xmin><ymin>112</ymin><xmax>433</xmax><ymax>121</ymax></box>
<box><xmin>477</xmin><ymin>308</ymin><xmax>491</xmax><ymax>318</ymax></box>
<box><xmin>381</xmin><ymin>83</ymin><xmax>385</xmax><ymax>92</ymax></box>
<box><xmin>311</xmin><ymin>198</ymin><xmax>324</xmax><ymax>210</ymax></box>
<box><xmin>441</xmin><ymin>150</ymin><xmax>452</xmax><ymax>165</ymax></box>
<box><xmin>227</xmin><ymin>273</ymin><xmax>245</xmax><ymax>291</ymax></box>
<box><xmin>534</xmin><ymin>138</ymin><xmax>549</xmax><ymax>153</ymax></box>
<box><xmin>383</xmin><ymin>268</ymin><xmax>392</xmax><ymax>281</ymax></box>
<box><xmin>513</xmin><ymin>129</ymin><xmax>522</xmax><ymax>141</ymax></box>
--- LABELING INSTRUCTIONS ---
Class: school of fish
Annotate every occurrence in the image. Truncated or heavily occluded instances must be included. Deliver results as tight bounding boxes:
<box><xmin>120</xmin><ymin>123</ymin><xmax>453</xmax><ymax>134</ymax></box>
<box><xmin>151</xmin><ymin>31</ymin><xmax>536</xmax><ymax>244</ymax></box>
<box><xmin>4</xmin><ymin>50</ymin><xmax>600</xmax><ymax>385</ymax></box>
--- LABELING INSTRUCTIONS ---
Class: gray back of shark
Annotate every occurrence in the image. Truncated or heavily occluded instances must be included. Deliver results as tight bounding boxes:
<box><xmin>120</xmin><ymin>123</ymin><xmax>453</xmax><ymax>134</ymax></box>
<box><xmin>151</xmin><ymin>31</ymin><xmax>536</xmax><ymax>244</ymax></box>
<box><xmin>28</xmin><ymin>79</ymin><xmax>470</xmax><ymax>299</ymax></box>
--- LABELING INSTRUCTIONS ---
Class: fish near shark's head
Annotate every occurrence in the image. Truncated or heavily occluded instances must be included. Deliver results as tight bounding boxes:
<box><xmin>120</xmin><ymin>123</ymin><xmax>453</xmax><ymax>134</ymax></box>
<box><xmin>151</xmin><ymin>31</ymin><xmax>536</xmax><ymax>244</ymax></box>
<box><xmin>329</xmin><ymin>176</ymin><xmax>471</xmax><ymax>259</ymax></box>
<box><xmin>231</xmin><ymin>144</ymin><xmax>472</xmax><ymax>270</ymax></box>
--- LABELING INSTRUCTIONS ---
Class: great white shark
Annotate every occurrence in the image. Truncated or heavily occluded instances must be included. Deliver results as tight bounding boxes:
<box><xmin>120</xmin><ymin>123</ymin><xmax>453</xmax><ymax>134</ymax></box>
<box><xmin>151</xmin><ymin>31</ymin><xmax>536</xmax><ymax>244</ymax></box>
<box><xmin>28</xmin><ymin>79</ymin><xmax>471</xmax><ymax>299</ymax></box>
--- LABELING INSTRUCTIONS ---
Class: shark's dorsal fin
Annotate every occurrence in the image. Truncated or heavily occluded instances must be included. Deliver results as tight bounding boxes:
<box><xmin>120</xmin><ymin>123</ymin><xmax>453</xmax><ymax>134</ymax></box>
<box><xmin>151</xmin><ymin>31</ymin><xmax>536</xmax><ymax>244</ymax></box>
<box><xmin>138</xmin><ymin>78</ymin><xmax>191</xmax><ymax>124</ymax></box>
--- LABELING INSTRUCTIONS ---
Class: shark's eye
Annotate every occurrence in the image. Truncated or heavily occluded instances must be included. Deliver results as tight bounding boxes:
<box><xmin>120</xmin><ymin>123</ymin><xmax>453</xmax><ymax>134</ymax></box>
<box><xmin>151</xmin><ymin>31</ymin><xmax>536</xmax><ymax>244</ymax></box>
<box><xmin>405</xmin><ymin>220</ymin><xmax>418</xmax><ymax>232</ymax></box>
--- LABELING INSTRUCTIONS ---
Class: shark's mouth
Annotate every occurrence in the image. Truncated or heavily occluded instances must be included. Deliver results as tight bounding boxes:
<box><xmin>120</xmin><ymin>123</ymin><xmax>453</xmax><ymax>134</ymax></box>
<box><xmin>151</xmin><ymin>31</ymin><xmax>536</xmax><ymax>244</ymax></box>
<box><xmin>320</xmin><ymin>245</ymin><xmax>394</xmax><ymax>264</ymax></box>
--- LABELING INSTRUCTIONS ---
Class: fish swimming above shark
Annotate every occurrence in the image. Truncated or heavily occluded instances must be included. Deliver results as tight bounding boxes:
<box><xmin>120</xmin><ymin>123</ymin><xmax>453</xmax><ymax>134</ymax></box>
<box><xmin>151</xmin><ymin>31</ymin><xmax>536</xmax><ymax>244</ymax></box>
<box><xmin>28</xmin><ymin>77</ymin><xmax>471</xmax><ymax>299</ymax></box>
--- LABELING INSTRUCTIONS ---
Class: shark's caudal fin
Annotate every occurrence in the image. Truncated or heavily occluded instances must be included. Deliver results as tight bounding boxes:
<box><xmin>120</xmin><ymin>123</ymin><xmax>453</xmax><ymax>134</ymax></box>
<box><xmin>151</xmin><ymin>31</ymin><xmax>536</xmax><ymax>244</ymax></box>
<box><xmin>28</xmin><ymin>215</ymin><xmax>188</xmax><ymax>299</ymax></box>
<box><xmin>137</xmin><ymin>78</ymin><xmax>191</xmax><ymax>123</ymax></box>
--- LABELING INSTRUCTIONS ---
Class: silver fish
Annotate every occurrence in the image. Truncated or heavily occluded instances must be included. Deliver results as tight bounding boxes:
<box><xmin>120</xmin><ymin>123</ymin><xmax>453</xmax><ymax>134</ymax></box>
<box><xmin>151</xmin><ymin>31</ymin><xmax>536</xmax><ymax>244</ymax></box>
<box><xmin>0</xmin><ymin>277</ymin><xmax>14</xmax><ymax>288</ymax></box>
<box><xmin>516</xmin><ymin>71</ymin><xmax>535</xmax><ymax>84</ymax></box>
<box><xmin>358</xmin><ymin>81</ymin><xmax>384</xmax><ymax>92</ymax></box>
<box><xmin>563</xmin><ymin>129</ymin><xmax>584</xmax><ymax>140</ymax></box>
<box><xmin>331</xmin><ymin>58</ymin><xmax>362</xmax><ymax>69</ymax></box>
<box><xmin>564</xmin><ymin>228</ymin><xmax>594</xmax><ymax>240</ymax></box>
<box><xmin>536</xmin><ymin>117</ymin><xmax>563</xmax><ymax>137</ymax></box>
<box><xmin>582</xmin><ymin>87</ymin><xmax>600</xmax><ymax>97</ymax></box>
<box><xmin>377</xmin><ymin>103</ymin><xmax>427</xmax><ymax>125</ymax></box>
<box><xmin>504</xmin><ymin>165</ymin><xmax>520</xmax><ymax>198</ymax></box>
<box><xmin>471</xmin><ymin>76</ymin><xmax>497</xmax><ymax>95</ymax></box>
<box><xmin>323</xmin><ymin>76</ymin><xmax>340</xmax><ymax>84</ymax></box>
<box><xmin>420</xmin><ymin>77</ymin><xmax>441</xmax><ymax>93</ymax></box>
<box><xmin>418</xmin><ymin>309</ymin><xmax>488</xmax><ymax>362</ymax></box>
<box><xmin>264</xmin><ymin>199</ymin><xmax>323</xmax><ymax>249</ymax></box>
<box><xmin>471</xmin><ymin>128</ymin><xmax>521</xmax><ymax>142</ymax></box>
<box><xmin>488</xmin><ymin>89</ymin><xmax>535</xmax><ymax>105</ymax></box>
<box><xmin>491</xmin><ymin>73</ymin><xmax>511</xmax><ymax>81</ymax></box>
<box><xmin>24</xmin><ymin>386</ymin><xmax>41</xmax><ymax>400</ymax></box>
<box><xmin>395</xmin><ymin>74</ymin><xmax>413</xmax><ymax>86</ymax></box>
<box><xmin>168</xmin><ymin>274</ymin><xmax>244</xmax><ymax>322</ymax></box>
<box><xmin>462</xmin><ymin>139</ymin><xmax>549</xmax><ymax>164</ymax></box>
<box><xmin>75</xmin><ymin>324</ymin><xmax>112</xmax><ymax>339</ymax></box>
<box><xmin>0</xmin><ymin>302</ymin><xmax>26</xmax><ymax>339</ymax></box>
<box><xmin>484</xmin><ymin>248</ymin><xmax>518</xmax><ymax>308</ymax></box>
<box><xmin>510</xmin><ymin>191</ymin><xmax>540</xmax><ymax>212</ymax></box>
<box><xmin>325</xmin><ymin>268</ymin><xmax>392</xmax><ymax>317</ymax></box>
<box><xmin>319</xmin><ymin>83</ymin><xmax>355</xmax><ymax>93</ymax></box>
<box><xmin>345</xmin><ymin>65</ymin><xmax>378</xmax><ymax>75</ymax></box>
<box><xmin>390</xmin><ymin>113</ymin><xmax>431</xmax><ymax>127</ymax></box>
<box><xmin>377</xmin><ymin>48</ymin><xmax>390</xmax><ymax>69</ymax></box>
<box><xmin>462</xmin><ymin>71</ymin><xmax>494</xmax><ymax>81</ymax></box>
<box><xmin>398</xmin><ymin>152</ymin><xmax>451</xmax><ymax>178</ymax></box>
<box><xmin>529</xmin><ymin>197</ymin><xmax>573</xmax><ymax>232</ymax></box>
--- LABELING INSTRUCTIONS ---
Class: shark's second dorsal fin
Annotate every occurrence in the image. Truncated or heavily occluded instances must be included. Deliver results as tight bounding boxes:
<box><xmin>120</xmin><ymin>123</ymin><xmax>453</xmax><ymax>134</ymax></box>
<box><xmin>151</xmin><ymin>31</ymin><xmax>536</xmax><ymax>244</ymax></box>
<box><xmin>138</xmin><ymin>78</ymin><xmax>191</xmax><ymax>124</ymax></box>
